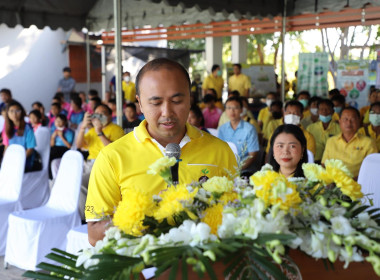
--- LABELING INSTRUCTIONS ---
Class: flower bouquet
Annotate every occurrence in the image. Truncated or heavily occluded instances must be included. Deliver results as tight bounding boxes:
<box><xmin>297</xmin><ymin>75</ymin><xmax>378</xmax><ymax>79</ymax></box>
<box><xmin>24</xmin><ymin>157</ymin><xmax>380</xmax><ymax>279</ymax></box>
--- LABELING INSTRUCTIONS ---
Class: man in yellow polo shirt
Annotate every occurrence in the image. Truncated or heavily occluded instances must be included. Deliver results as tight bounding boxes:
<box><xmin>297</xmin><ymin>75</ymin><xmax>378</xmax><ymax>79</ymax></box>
<box><xmin>322</xmin><ymin>107</ymin><xmax>378</xmax><ymax>179</ymax></box>
<box><xmin>86</xmin><ymin>58</ymin><xmax>237</xmax><ymax>246</ymax></box>
<box><xmin>307</xmin><ymin>99</ymin><xmax>341</xmax><ymax>163</ymax></box>
<box><xmin>228</xmin><ymin>63</ymin><xmax>251</xmax><ymax>97</ymax></box>
<box><xmin>202</xmin><ymin>64</ymin><xmax>224</xmax><ymax>99</ymax></box>
<box><xmin>122</xmin><ymin>71</ymin><xmax>136</xmax><ymax>103</ymax></box>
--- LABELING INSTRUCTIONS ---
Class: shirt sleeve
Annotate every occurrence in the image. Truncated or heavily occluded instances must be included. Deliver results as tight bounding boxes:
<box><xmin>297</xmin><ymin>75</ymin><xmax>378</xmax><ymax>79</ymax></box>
<box><xmin>25</xmin><ymin>126</ymin><xmax>36</xmax><ymax>149</ymax></box>
<box><xmin>321</xmin><ymin>138</ymin><xmax>332</xmax><ymax>164</ymax></box>
<box><xmin>65</xmin><ymin>129</ymin><xmax>75</xmax><ymax>145</ymax></box>
<box><xmin>202</xmin><ymin>77</ymin><xmax>209</xmax><ymax>90</ymax></box>
<box><xmin>246</xmin><ymin>124</ymin><xmax>259</xmax><ymax>153</ymax></box>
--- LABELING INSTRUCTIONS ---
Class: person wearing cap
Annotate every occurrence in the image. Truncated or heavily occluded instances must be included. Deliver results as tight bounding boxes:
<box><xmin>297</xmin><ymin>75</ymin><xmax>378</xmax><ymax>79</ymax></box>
<box><xmin>57</xmin><ymin>67</ymin><xmax>76</xmax><ymax>102</ymax></box>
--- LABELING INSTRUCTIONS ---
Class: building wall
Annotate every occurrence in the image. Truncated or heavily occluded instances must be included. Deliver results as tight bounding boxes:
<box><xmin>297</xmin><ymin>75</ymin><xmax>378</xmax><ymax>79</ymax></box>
<box><xmin>0</xmin><ymin>24</ymin><xmax>68</xmax><ymax>112</ymax></box>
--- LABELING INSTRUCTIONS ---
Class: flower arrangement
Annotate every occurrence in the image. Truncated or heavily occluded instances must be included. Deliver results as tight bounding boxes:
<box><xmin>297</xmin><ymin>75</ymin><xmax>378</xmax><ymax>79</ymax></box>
<box><xmin>24</xmin><ymin>158</ymin><xmax>380</xmax><ymax>280</ymax></box>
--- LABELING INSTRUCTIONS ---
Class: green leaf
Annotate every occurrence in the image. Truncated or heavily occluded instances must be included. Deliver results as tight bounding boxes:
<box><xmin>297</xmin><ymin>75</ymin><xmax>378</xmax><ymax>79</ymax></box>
<box><xmin>345</xmin><ymin>205</ymin><xmax>371</xmax><ymax>218</ymax></box>
<box><xmin>36</xmin><ymin>262</ymin><xmax>83</xmax><ymax>278</ymax></box>
<box><xmin>181</xmin><ymin>257</ymin><xmax>188</xmax><ymax>280</ymax></box>
<box><xmin>193</xmin><ymin>250</ymin><xmax>217</xmax><ymax>280</ymax></box>
<box><xmin>23</xmin><ymin>271</ymin><xmax>64</xmax><ymax>280</ymax></box>
<box><xmin>168</xmin><ymin>258</ymin><xmax>179</xmax><ymax>280</ymax></box>
<box><xmin>45</xmin><ymin>252</ymin><xmax>77</xmax><ymax>268</ymax></box>
<box><xmin>51</xmin><ymin>248</ymin><xmax>78</xmax><ymax>261</ymax></box>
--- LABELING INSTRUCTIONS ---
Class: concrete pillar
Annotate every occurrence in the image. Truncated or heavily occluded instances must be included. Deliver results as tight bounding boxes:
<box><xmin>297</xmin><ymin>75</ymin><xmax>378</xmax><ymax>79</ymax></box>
<box><xmin>231</xmin><ymin>35</ymin><xmax>247</xmax><ymax>64</ymax></box>
<box><xmin>205</xmin><ymin>36</ymin><xmax>223</xmax><ymax>72</ymax></box>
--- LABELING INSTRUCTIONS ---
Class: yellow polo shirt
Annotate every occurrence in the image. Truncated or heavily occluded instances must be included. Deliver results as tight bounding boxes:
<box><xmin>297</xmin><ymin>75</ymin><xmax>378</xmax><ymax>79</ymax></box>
<box><xmin>83</xmin><ymin>123</ymin><xmax>125</xmax><ymax>160</ymax></box>
<box><xmin>258</xmin><ymin>107</ymin><xmax>273</xmax><ymax>140</ymax></box>
<box><xmin>228</xmin><ymin>74</ymin><xmax>251</xmax><ymax>97</ymax></box>
<box><xmin>122</xmin><ymin>81</ymin><xmax>136</xmax><ymax>103</ymax></box>
<box><xmin>358</xmin><ymin>125</ymin><xmax>380</xmax><ymax>151</ymax></box>
<box><xmin>85</xmin><ymin>120</ymin><xmax>237</xmax><ymax>220</ymax></box>
<box><xmin>202</xmin><ymin>74</ymin><xmax>224</xmax><ymax>99</ymax></box>
<box><xmin>264</xmin><ymin>118</ymin><xmax>282</xmax><ymax>141</ymax></box>
<box><xmin>306</xmin><ymin>121</ymin><xmax>341</xmax><ymax>161</ymax></box>
<box><xmin>265</xmin><ymin>120</ymin><xmax>316</xmax><ymax>156</ymax></box>
<box><xmin>360</xmin><ymin>105</ymin><xmax>370</xmax><ymax>118</ymax></box>
<box><xmin>322</xmin><ymin>133</ymin><xmax>378</xmax><ymax>178</ymax></box>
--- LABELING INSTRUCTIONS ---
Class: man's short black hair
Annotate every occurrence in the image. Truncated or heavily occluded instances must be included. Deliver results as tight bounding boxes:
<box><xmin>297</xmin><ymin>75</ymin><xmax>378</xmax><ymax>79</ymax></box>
<box><xmin>331</xmin><ymin>94</ymin><xmax>346</xmax><ymax>106</ymax></box>
<box><xmin>370</xmin><ymin>101</ymin><xmax>380</xmax><ymax>111</ymax></box>
<box><xmin>0</xmin><ymin>88</ymin><xmax>12</xmax><ymax>96</ymax></box>
<box><xmin>203</xmin><ymin>94</ymin><xmax>216</xmax><ymax>104</ymax></box>
<box><xmin>135</xmin><ymin>58</ymin><xmax>191</xmax><ymax>97</ymax></box>
<box><xmin>206</xmin><ymin>88</ymin><xmax>217</xmax><ymax>97</ymax></box>
<box><xmin>233</xmin><ymin>63</ymin><xmax>242</xmax><ymax>70</ymax></box>
<box><xmin>94</xmin><ymin>103</ymin><xmax>112</xmax><ymax>115</ymax></box>
<box><xmin>317</xmin><ymin>99</ymin><xmax>334</xmax><ymax>110</ymax></box>
<box><xmin>63</xmin><ymin>67</ymin><xmax>71</xmax><ymax>72</ymax></box>
<box><xmin>125</xmin><ymin>103</ymin><xmax>137</xmax><ymax>111</ymax></box>
<box><xmin>271</xmin><ymin>100</ymin><xmax>283</xmax><ymax>109</ymax></box>
<box><xmin>211</xmin><ymin>64</ymin><xmax>220</xmax><ymax>73</ymax></box>
<box><xmin>297</xmin><ymin>91</ymin><xmax>310</xmax><ymax>99</ymax></box>
<box><xmin>89</xmin><ymin>89</ymin><xmax>99</xmax><ymax>97</ymax></box>
<box><xmin>54</xmin><ymin>92</ymin><xmax>64</xmax><ymax>100</ymax></box>
<box><xmin>309</xmin><ymin>96</ymin><xmax>322</xmax><ymax>106</ymax></box>
<box><xmin>108</xmin><ymin>98</ymin><xmax>116</xmax><ymax>105</ymax></box>
<box><xmin>285</xmin><ymin>100</ymin><xmax>304</xmax><ymax>114</ymax></box>
<box><xmin>51</xmin><ymin>102</ymin><xmax>61</xmax><ymax>109</ymax></box>
<box><xmin>225</xmin><ymin>96</ymin><xmax>242</xmax><ymax>108</ymax></box>
<box><xmin>90</xmin><ymin>96</ymin><xmax>102</xmax><ymax>107</ymax></box>
<box><xmin>340</xmin><ymin>106</ymin><xmax>360</xmax><ymax>119</ymax></box>
<box><xmin>71</xmin><ymin>95</ymin><xmax>82</xmax><ymax>108</ymax></box>
<box><xmin>329</xmin><ymin>88</ymin><xmax>340</xmax><ymax>98</ymax></box>
<box><xmin>229</xmin><ymin>90</ymin><xmax>241</xmax><ymax>98</ymax></box>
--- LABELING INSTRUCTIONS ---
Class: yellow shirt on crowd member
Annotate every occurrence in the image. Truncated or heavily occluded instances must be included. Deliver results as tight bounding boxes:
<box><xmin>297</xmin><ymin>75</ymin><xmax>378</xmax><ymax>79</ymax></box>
<box><xmin>265</xmin><ymin>120</ymin><xmax>316</xmax><ymax>155</ymax></box>
<box><xmin>264</xmin><ymin>118</ymin><xmax>282</xmax><ymax>141</ymax></box>
<box><xmin>358</xmin><ymin>125</ymin><xmax>380</xmax><ymax>151</ymax></box>
<box><xmin>228</xmin><ymin>74</ymin><xmax>251</xmax><ymax>97</ymax></box>
<box><xmin>83</xmin><ymin>123</ymin><xmax>125</xmax><ymax>160</ymax></box>
<box><xmin>306</xmin><ymin>121</ymin><xmax>341</xmax><ymax>161</ymax></box>
<box><xmin>332</xmin><ymin>112</ymin><xmax>340</xmax><ymax>122</ymax></box>
<box><xmin>202</xmin><ymin>74</ymin><xmax>224</xmax><ymax>99</ymax></box>
<box><xmin>360</xmin><ymin>105</ymin><xmax>370</xmax><ymax>119</ymax></box>
<box><xmin>303</xmin><ymin>109</ymin><xmax>311</xmax><ymax>119</ymax></box>
<box><xmin>198</xmin><ymin>101</ymin><xmax>224</xmax><ymax>111</ymax></box>
<box><xmin>122</xmin><ymin>81</ymin><xmax>136</xmax><ymax>103</ymax></box>
<box><xmin>258</xmin><ymin>107</ymin><xmax>273</xmax><ymax>139</ymax></box>
<box><xmin>322</xmin><ymin>133</ymin><xmax>378</xmax><ymax>178</ymax></box>
<box><xmin>363</xmin><ymin>109</ymin><xmax>370</xmax><ymax>125</ymax></box>
<box><xmin>217</xmin><ymin>111</ymin><xmax>261</xmax><ymax>134</ymax></box>
<box><xmin>85</xmin><ymin>120</ymin><xmax>237</xmax><ymax>220</ymax></box>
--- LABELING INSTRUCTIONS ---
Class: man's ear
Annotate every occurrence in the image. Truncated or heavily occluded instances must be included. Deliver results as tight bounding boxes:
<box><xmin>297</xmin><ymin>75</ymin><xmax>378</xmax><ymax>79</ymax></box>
<box><xmin>136</xmin><ymin>95</ymin><xmax>143</xmax><ymax>114</ymax></box>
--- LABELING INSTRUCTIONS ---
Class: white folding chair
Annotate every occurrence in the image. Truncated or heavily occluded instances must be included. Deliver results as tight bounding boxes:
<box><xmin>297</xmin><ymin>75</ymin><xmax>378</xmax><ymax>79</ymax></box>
<box><xmin>207</xmin><ymin>128</ymin><xmax>218</xmax><ymax>137</ymax></box>
<box><xmin>66</xmin><ymin>224</ymin><xmax>91</xmax><ymax>255</ymax></box>
<box><xmin>358</xmin><ymin>153</ymin><xmax>380</xmax><ymax>209</ymax></box>
<box><xmin>307</xmin><ymin>150</ymin><xmax>314</xmax><ymax>163</ymax></box>
<box><xmin>5</xmin><ymin>150</ymin><xmax>84</xmax><ymax>270</ymax></box>
<box><xmin>19</xmin><ymin>126</ymin><xmax>51</xmax><ymax>209</ymax></box>
<box><xmin>0</xmin><ymin>145</ymin><xmax>26</xmax><ymax>255</ymax></box>
<box><xmin>227</xmin><ymin>141</ymin><xmax>239</xmax><ymax>161</ymax></box>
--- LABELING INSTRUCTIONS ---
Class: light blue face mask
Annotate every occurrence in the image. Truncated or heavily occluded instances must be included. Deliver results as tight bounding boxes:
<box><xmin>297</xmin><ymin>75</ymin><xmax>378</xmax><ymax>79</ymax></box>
<box><xmin>334</xmin><ymin>107</ymin><xmax>342</xmax><ymax>114</ymax></box>
<box><xmin>217</xmin><ymin>70</ymin><xmax>222</xmax><ymax>76</ymax></box>
<box><xmin>299</xmin><ymin>99</ymin><xmax>308</xmax><ymax>108</ymax></box>
<box><xmin>319</xmin><ymin>114</ymin><xmax>332</xmax><ymax>123</ymax></box>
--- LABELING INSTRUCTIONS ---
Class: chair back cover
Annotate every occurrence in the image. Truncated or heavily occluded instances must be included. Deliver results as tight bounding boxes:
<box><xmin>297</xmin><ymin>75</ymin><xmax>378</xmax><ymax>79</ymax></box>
<box><xmin>19</xmin><ymin>127</ymin><xmax>51</xmax><ymax>209</ymax></box>
<box><xmin>358</xmin><ymin>153</ymin><xmax>380</xmax><ymax>209</ymax></box>
<box><xmin>307</xmin><ymin>150</ymin><xmax>314</xmax><ymax>163</ymax></box>
<box><xmin>0</xmin><ymin>144</ymin><xmax>26</xmax><ymax>201</ymax></box>
<box><xmin>226</xmin><ymin>141</ymin><xmax>239</xmax><ymax>160</ymax></box>
<box><xmin>207</xmin><ymin>128</ymin><xmax>218</xmax><ymax>137</ymax></box>
<box><xmin>46</xmin><ymin>150</ymin><xmax>84</xmax><ymax>213</ymax></box>
<box><xmin>0</xmin><ymin>115</ymin><xmax>4</xmax><ymax>133</ymax></box>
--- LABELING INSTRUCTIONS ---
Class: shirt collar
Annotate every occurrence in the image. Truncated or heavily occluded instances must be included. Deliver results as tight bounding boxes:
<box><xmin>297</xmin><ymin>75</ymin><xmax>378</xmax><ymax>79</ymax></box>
<box><xmin>338</xmin><ymin>132</ymin><xmax>360</xmax><ymax>143</ymax></box>
<box><xmin>229</xmin><ymin>120</ymin><xmax>243</xmax><ymax>130</ymax></box>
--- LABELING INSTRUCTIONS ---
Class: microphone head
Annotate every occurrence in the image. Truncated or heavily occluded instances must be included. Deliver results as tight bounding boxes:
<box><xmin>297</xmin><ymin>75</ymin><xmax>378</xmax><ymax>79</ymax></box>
<box><xmin>165</xmin><ymin>143</ymin><xmax>181</xmax><ymax>160</ymax></box>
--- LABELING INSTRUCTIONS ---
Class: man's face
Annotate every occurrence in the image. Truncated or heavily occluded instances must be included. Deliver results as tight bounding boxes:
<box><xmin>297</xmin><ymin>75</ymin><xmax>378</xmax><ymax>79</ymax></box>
<box><xmin>1</xmin><ymin>92</ymin><xmax>10</xmax><ymax>103</ymax></box>
<box><xmin>318</xmin><ymin>103</ymin><xmax>333</xmax><ymax>116</ymax></box>
<box><xmin>125</xmin><ymin>107</ymin><xmax>136</xmax><ymax>121</ymax></box>
<box><xmin>284</xmin><ymin>105</ymin><xmax>302</xmax><ymax>118</ymax></box>
<box><xmin>63</xmin><ymin>71</ymin><xmax>71</xmax><ymax>79</ymax></box>
<box><xmin>51</xmin><ymin>106</ymin><xmax>60</xmax><ymax>116</ymax></box>
<box><xmin>233</xmin><ymin>65</ymin><xmax>241</xmax><ymax>75</ymax></box>
<box><xmin>136</xmin><ymin>68</ymin><xmax>191</xmax><ymax>146</ymax></box>
<box><xmin>225</xmin><ymin>100</ymin><xmax>242</xmax><ymax>122</ymax></box>
<box><xmin>339</xmin><ymin>109</ymin><xmax>360</xmax><ymax>135</ymax></box>
<box><xmin>94</xmin><ymin>106</ymin><xmax>112</xmax><ymax>125</ymax></box>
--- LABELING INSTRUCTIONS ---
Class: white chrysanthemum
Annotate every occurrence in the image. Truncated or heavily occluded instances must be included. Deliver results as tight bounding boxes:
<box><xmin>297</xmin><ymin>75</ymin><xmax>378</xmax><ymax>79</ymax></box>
<box><xmin>331</xmin><ymin>216</ymin><xmax>355</xmax><ymax>235</ymax></box>
<box><xmin>339</xmin><ymin>247</ymin><xmax>364</xmax><ymax>268</ymax></box>
<box><xmin>76</xmin><ymin>247</ymin><xmax>99</xmax><ymax>268</ymax></box>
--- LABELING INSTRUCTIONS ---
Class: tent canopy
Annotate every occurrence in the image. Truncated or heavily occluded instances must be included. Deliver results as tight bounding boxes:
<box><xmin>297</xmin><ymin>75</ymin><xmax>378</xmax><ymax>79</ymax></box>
<box><xmin>0</xmin><ymin>0</ymin><xmax>376</xmax><ymax>31</ymax></box>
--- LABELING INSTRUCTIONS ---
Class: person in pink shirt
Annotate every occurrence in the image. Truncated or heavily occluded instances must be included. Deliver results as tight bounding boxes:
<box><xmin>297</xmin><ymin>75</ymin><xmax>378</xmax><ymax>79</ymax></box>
<box><xmin>202</xmin><ymin>93</ymin><xmax>222</xmax><ymax>129</ymax></box>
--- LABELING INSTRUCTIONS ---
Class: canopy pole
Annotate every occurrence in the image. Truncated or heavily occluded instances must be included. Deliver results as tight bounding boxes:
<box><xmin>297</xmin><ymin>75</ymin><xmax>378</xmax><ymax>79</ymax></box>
<box><xmin>101</xmin><ymin>45</ymin><xmax>107</xmax><ymax>101</ymax></box>
<box><xmin>86</xmin><ymin>32</ymin><xmax>91</xmax><ymax>94</ymax></box>
<box><xmin>281</xmin><ymin>0</ymin><xmax>287</xmax><ymax>103</ymax></box>
<box><xmin>114</xmin><ymin>0</ymin><xmax>123</xmax><ymax>127</ymax></box>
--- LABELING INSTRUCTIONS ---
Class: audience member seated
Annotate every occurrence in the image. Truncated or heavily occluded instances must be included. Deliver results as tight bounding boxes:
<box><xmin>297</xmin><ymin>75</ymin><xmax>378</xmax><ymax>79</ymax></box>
<box><xmin>258</xmin><ymin>92</ymin><xmax>278</xmax><ymax>132</ymax></box>
<box><xmin>362</xmin><ymin>89</ymin><xmax>380</xmax><ymax>126</ymax></box>
<box><xmin>200</xmin><ymin>88</ymin><xmax>224</xmax><ymax>110</ymax></box>
<box><xmin>68</xmin><ymin>94</ymin><xmax>84</xmax><ymax>130</ymax></box>
<box><xmin>262</xmin><ymin>100</ymin><xmax>283</xmax><ymax>143</ymax></box>
<box><xmin>32</xmin><ymin>101</ymin><xmax>49</xmax><ymax>126</ymax></box>
<box><xmin>328</xmin><ymin>88</ymin><xmax>340</xmax><ymax>100</ymax></box>
<box><xmin>187</xmin><ymin>105</ymin><xmax>208</xmax><ymax>133</ymax></box>
<box><xmin>0</xmin><ymin>88</ymin><xmax>12</xmax><ymax>112</ymax></box>
<box><xmin>301</xmin><ymin>96</ymin><xmax>321</xmax><ymax>129</ymax></box>
<box><xmin>322</xmin><ymin>107</ymin><xmax>378</xmax><ymax>179</ymax></box>
<box><xmin>266</xmin><ymin>100</ymin><xmax>316</xmax><ymax>157</ymax></box>
<box><xmin>218</xmin><ymin>96</ymin><xmax>259</xmax><ymax>174</ymax></box>
<box><xmin>267</xmin><ymin>124</ymin><xmax>308</xmax><ymax>178</ymax></box>
<box><xmin>122</xmin><ymin>103</ymin><xmax>141</xmax><ymax>134</ymax></box>
<box><xmin>107</xmin><ymin>98</ymin><xmax>117</xmax><ymax>123</ymax></box>
<box><xmin>202</xmin><ymin>93</ymin><xmax>222</xmax><ymax>129</ymax></box>
<box><xmin>202</xmin><ymin>64</ymin><xmax>224</xmax><ymax>100</ymax></box>
<box><xmin>306</xmin><ymin>99</ymin><xmax>341</xmax><ymax>163</ymax></box>
<box><xmin>28</xmin><ymin>109</ymin><xmax>43</xmax><ymax>132</ymax></box>
<box><xmin>218</xmin><ymin>90</ymin><xmax>241</xmax><ymax>127</ymax></box>
<box><xmin>122</xmin><ymin>71</ymin><xmax>137</xmax><ymax>104</ymax></box>
<box><xmin>49</xmin><ymin>114</ymin><xmax>74</xmax><ymax>178</ymax></box>
<box><xmin>48</xmin><ymin>102</ymin><xmax>62</xmax><ymax>132</ymax></box>
<box><xmin>2</xmin><ymin>100</ymin><xmax>39</xmax><ymax>172</ymax></box>
<box><xmin>88</xmin><ymin>97</ymin><xmax>102</xmax><ymax>115</ymax></box>
<box><xmin>358</xmin><ymin>101</ymin><xmax>380</xmax><ymax>151</ymax></box>
<box><xmin>78</xmin><ymin>91</ymin><xmax>89</xmax><ymax>112</ymax></box>
<box><xmin>55</xmin><ymin>92</ymin><xmax>71</xmax><ymax>113</ymax></box>
<box><xmin>331</xmin><ymin>94</ymin><xmax>346</xmax><ymax>122</ymax></box>
<box><xmin>296</xmin><ymin>91</ymin><xmax>311</xmax><ymax>118</ymax></box>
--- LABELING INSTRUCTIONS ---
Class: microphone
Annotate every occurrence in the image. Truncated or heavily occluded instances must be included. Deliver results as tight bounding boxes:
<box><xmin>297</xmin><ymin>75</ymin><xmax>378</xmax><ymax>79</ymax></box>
<box><xmin>165</xmin><ymin>143</ymin><xmax>181</xmax><ymax>186</ymax></box>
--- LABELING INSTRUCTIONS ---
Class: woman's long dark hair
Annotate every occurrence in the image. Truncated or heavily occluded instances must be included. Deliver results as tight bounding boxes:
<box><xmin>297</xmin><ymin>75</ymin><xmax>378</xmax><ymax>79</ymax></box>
<box><xmin>268</xmin><ymin>124</ymin><xmax>308</xmax><ymax>177</ymax></box>
<box><xmin>189</xmin><ymin>104</ymin><xmax>205</xmax><ymax>127</ymax></box>
<box><xmin>5</xmin><ymin>100</ymin><xmax>27</xmax><ymax>139</ymax></box>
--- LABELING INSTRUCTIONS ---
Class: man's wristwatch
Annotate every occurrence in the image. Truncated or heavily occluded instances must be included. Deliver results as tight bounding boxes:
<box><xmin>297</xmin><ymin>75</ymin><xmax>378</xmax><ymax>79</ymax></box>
<box><xmin>97</xmin><ymin>132</ymin><xmax>104</xmax><ymax>137</ymax></box>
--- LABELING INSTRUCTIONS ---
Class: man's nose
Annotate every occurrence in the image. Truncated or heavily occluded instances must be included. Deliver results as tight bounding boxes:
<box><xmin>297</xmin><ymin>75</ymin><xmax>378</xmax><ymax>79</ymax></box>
<box><xmin>161</xmin><ymin>102</ymin><xmax>173</xmax><ymax>117</ymax></box>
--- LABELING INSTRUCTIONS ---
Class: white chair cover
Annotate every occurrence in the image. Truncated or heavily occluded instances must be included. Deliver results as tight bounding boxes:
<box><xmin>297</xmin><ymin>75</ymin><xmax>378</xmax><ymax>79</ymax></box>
<box><xmin>66</xmin><ymin>224</ymin><xmax>91</xmax><ymax>255</ymax></box>
<box><xmin>0</xmin><ymin>115</ymin><xmax>4</xmax><ymax>133</ymax></box>
<box><xmin>19</xmin><ymin>126</ymin><xmax>51</xmax><ymax>209</ymax></box>
<box><xmin>227</xmin><ymin>141</ymin><xmax>239</xmax><ymax>161</ymax></box>
<box><xmin>0</xmin><ymin>145</ymin><xmax>26</xmax><ymax>255</ymax></box>
<box><xmin>207</xmin><ymin>128</ymin><xmax>218</xmax><ymax>137</ymax></box>
<box><xmin>358</xmin><ymin>153</ymin><xmax>380</xmax><ymax>209</ymax></box>
<box><xmin>5</xmin><ymin>150</ymin><xmax>84</xmax><ymax>270</ymax></box>
<box><xmin>307</xmin><ymin>149</ymin><xmax>314</xmax><ymax>163</ymax></box>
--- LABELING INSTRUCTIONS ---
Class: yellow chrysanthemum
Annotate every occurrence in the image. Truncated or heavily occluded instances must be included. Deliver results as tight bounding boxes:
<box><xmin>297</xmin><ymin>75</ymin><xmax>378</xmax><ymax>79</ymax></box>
<box><xmin>325</xmin><ymin>159</ymin><xmax>352</xmax><ymax>177</ymax></box>
<box><xmin>154</xmin><ymin>185</ymin><xmax>198</xmax><ymax>225</ymax></box>
<box><xmin>325</xmin><ymin>166</ymin><xmax>363</xmax><ymax>201</ymax></box>
<box><xmin>302</xmin><ymin>163</ymin><xmax>325</xmax><ymax>182</ymax></box>
<box><xmin>250</xmin><ymin>170</ymin><xmax>302</xmax><ymax>212</ymax></box>
<box><xmin>147</xmin><ymin>156</ymin><xmax>176</xmax><ymax>175</ymax></box>
<box><xmin>219</xmin><ymin>191</ymin><xmax>238</xmax><ymax>205</ymax></box>
<box><xmin>113</xmin><ymin>188</ymin><xmax>155</xmax><ymax>236</ymax></box>
<box><xmin>201</xmin><ymin>203</ymin><xmax>223</xmax><ymax>235</ymax></box>
<box><xmin>202</xmin><ymin>176</ymin><xmax>234</xmax><ymax>194</ymax></box>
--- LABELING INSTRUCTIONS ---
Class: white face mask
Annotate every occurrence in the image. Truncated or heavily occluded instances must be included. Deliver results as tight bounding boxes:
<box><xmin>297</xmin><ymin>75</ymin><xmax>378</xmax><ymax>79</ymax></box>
<box><xmin>310</xmin><ymin>108</ymin><xmax>318</xmax><ymax>116</ymax></box>
<box><xmin>266</xmin><ymin>99</ymin><xmax>273</xmax><ymax>107</ymax></box>
<box><xmin>284</xmin><ymin>114</ymin><xmax>301</xmax><ymax>125</ymax></box>
<box><xmin>369</xmin><ymin>113</ymin><xmax>380</xmax><ymax>127</ymax></box>
<box><xmin>240</xmin><ymin>107</ymin><xmax>247</xmax><ymax>117</ymax></box>
<box><xmin>124</xmin><ymin>76</ymin><xmax>131</xmax><ymax>83</ymax></box>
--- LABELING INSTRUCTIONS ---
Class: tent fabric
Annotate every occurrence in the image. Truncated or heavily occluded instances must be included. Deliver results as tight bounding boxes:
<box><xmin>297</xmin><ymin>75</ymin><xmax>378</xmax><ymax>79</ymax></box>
<box><xmin>0</xmin><ymin>0</ymin><xmax>376</xmax><ymax>31</ymax></box>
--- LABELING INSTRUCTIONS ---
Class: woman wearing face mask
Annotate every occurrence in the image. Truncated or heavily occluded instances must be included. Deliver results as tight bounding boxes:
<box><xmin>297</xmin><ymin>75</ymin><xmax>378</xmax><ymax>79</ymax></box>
<box><xmin>359</xmin><ymin>102</ymin><xmax>380</xmax><ymax>151</ymax></box>
<box><xmin>300</xmin><ymin>96</ymin><xmax>321</xmax><ymax>129</ymax></box>
<box><xmin>122</xmin><ymin>71</ymin><xmax>136</xmax><ymax>104</ymax></box>
<box><xmin>268</xmin><ymin>124</ymin><xmax>308</xmax><ymax>178</ymax></box>
<box><xmin>306</xmin><ymin>99</ymin><xmax>341</xmax><ymax>163</ymax></box>
<box><xmin>202</xmin><ymin>64</ymin><xmax>224</xmax><ymax>100</ymax></box>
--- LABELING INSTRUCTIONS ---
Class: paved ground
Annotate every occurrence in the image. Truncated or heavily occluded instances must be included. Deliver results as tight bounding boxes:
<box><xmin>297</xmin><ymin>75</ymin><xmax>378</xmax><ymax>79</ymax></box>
<box><xmin>0</xmin><ymin>257</ymin><xmax>26</xmax><ymax>280</ymax></box>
